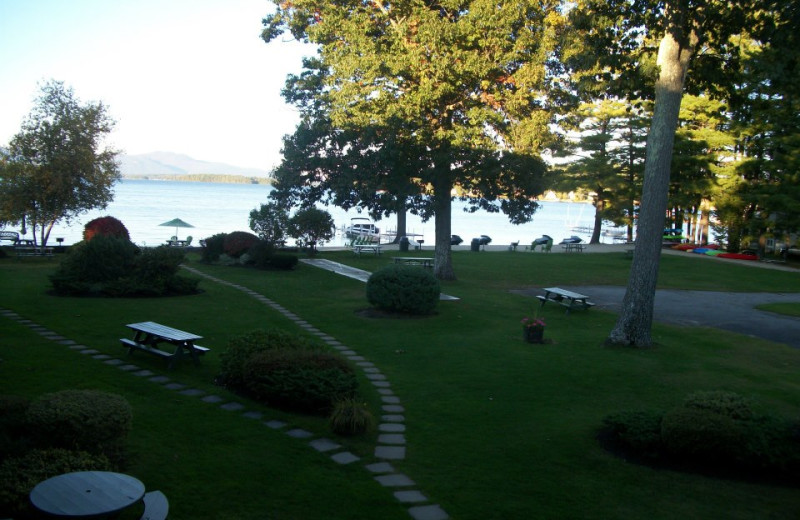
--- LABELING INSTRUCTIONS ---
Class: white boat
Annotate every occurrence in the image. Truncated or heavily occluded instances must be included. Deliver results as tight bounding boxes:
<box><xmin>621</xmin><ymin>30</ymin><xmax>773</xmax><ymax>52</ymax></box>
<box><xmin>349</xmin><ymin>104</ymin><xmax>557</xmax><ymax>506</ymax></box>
<box><xmin>345</xmin><ymin>217</ymin><xmax>380</xmax><ymax>241</ymax></box>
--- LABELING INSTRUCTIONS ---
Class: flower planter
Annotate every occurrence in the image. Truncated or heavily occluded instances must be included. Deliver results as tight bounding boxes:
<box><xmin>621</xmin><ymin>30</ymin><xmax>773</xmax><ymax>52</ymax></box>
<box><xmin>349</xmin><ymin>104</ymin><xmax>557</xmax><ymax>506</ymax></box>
<box><xmin>523</xmin><ymin>326</ymin><xmax>545</xmax><ymax>344</ymax></box>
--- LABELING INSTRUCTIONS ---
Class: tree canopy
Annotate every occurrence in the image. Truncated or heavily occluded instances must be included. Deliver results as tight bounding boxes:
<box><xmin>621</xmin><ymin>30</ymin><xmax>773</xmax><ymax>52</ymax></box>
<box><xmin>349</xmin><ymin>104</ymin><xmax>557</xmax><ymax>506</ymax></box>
<box><xmin>0</xmin><ymin>80</ymin><xmax>120</xmax><ymax>247</ymax></box>
<box><xmin>263</xmin><ymin>0</ymin><xmax>560</xmax><ymax>279</ymax></box>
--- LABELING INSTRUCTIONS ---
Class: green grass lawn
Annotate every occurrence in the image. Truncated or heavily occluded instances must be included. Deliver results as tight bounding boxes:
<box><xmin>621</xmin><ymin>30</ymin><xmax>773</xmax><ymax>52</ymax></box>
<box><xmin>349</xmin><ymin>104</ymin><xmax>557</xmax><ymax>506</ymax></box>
<box><xmin>757</xmin><ymin>302</ymin><xmax>800</xmax><ymax>318</ymax></box>
<box><xmin>2</xmin><ymin>249</ymin><xmax>799</xmax><ymax>519</ymax></box>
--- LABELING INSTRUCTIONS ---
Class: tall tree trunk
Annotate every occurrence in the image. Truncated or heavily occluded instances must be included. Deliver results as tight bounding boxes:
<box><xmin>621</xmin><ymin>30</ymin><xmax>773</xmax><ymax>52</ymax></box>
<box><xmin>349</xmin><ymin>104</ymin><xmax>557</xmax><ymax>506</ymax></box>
<box><xmin>392</xmin><ymin>201</ymin><xmax>408</xmax><ymax>244</ymax></box>
<box><xmin>590</xmin><ymin>199</ymin><xmax>603</xmax><ymax>244</ymax></box>
<box><xmin>432</xmin><ymin>157</ymin><xmax>455</xmax><ymax>280</ymax></box>
<box><xmin>607</xmin><ymin>19</ymin><xmax>696</xmax><ymax>347</ymax></box>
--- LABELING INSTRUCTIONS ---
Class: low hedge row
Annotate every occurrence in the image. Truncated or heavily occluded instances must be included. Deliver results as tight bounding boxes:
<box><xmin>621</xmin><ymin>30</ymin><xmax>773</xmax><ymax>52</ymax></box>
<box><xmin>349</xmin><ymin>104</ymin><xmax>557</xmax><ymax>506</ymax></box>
<box><xmin>50</xmin><ymin>236</ymin><xmax>199</xmax><ymax>297</ymax></box>
<box><xmin>366</xmin><ymin>264</ymin><xmax>440</xmax><ymax>315</ymax></box>
<box><xmin>601</xmin><ymin>391</ymin><xmax>800</xmax><ymax>481</ymax></box>
<box><xmin>218</xmin><ymin>329</ymin><xmax>359</xmax><ymax>416</ymax></box>
<box><xmin>201</xmin><ymin>233</ymin><xmax>298</xmax><ymax>270</ymax></box>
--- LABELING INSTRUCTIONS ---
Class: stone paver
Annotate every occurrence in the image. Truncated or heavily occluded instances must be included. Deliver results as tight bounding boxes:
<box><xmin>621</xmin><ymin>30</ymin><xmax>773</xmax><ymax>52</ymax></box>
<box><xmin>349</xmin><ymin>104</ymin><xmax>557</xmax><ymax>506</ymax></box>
<box><xmin>310</xmin><ymin>438</ymin><xmax>341</xmax><ymax>452</ymax></box>
<box><xmin>375</xmin><ymin>474</ymin><xmax>415</xmax><ymax>487</ymax></box>
<box><xmin>379</xmin><ymin>423</ymin><xmax>406</xmax><ymax>433</ymax></box>
<box><xmin>408</xmin><ymin>504</ymin><xmax>449</xmax><ymax>520</ymax></box>
<box><xmin>375</xmin><ymin>446</ymin><xmax>406</xmax><ymax>460</ymax></box>
<box><xmin>330</xmin><ymin>451</ymin><xmax>360</xmax><ymax>465</ymax></box>
<box><xmin>394</xmin><ymin>490</ymin><xmax>428</xmax><ymax>503</ymax></box>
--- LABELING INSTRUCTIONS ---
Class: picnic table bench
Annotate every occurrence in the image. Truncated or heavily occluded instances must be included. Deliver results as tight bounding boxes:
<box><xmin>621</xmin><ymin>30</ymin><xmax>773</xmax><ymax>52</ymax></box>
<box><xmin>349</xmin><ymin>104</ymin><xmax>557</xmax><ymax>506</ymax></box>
<box><xmin>537</xmin><ymin>287</ymin><xmax>595</xmax><ymax>314</ymax></box>
<box><xmin>393</xmin><ymin>257</ymin><xmax>434</xmax><ymax>268</ymax></box>
<box><xmin>121</xmin><ymin>321</ymin><xmax>209</xmax><ymax>369</ymax></box>
<box><xmin>351</xmin><ymin>236</ymin><xmax>382</xmax><ymax>255</ymax></box>
<box><xmin>13</xmin><ymin>238</ymin><xmax>54</xmax><ymax>257</ymax></box>
<box><xmin>561</xmin><ymin>242</ymin><xmax>585</xmax><ymax>253</ymax></box>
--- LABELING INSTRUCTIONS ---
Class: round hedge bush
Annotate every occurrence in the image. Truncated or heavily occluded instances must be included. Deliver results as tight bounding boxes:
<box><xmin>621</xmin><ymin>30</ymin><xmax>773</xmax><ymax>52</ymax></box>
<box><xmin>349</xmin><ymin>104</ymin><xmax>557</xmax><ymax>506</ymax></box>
<box><xmin>243</xmin><ymin>349</ymin><xmax>358</xmax><ymax>414</ymax></box>
<box><xmin>26</xmin><ymin>390</ymin><xmax>133</xmax><ymax>461</ymax></box>
<box><xmin>218</xmin><ymin>329</ymin><xmax>320</xmax><ymax>393</ymax></box>
<box><xmin>660</xmin><ymin>407</ymin><xmax>746</xmax><ymax>465</ymax></box>
<box><xmin>201</xmin><ymin>233</ymin><xmax>228</xmax><ymax>262</ymax></box>
<box><xmin>83</xmin><ymin>216</ymin><xmax>130</xmax><ymax>242</ymax></box>
<box><xmin>50</xmin><ymin>236</ymin><xmax>139</xmax><ymax>294</ymax></box>
<box><xmin>366</xmin><ymin>264</ymin><xmax>440</xmax><ymax>315</ymax></box>
<box><xmin>223</xmin><ymin>231</ymin><xmax>259</xmax><ymax>258</ymax></box>
<box><xmin>0</xmin><ymin>395</ymin><xmax>31</xmax><ymax>460</ymax></box>
<box><xmin>0</xmin><ymin>449</ymin><xmax>112</xmax><ymax>519</ymax></box>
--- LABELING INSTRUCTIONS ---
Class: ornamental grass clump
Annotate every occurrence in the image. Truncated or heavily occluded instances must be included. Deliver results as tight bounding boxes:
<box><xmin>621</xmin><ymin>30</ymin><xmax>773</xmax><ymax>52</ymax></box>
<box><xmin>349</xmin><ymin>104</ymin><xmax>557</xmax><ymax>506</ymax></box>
<box><xmin>366</xmin><ymin>265</ymin><xmax>440</xmax><ymax>315</ymax></box>
<box><xmin>329</xmin><ymin>398</ymin><xmax>374</xmax><ymax>436</ymax></box>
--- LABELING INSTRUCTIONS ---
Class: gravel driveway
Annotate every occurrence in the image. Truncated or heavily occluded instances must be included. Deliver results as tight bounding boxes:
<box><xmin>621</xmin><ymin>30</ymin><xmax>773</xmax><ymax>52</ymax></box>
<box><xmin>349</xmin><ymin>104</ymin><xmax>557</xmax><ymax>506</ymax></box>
<box><xmin>514</xmin><ymin>286</ymin><xmax>800</xmax><ymax>349</ymax></box>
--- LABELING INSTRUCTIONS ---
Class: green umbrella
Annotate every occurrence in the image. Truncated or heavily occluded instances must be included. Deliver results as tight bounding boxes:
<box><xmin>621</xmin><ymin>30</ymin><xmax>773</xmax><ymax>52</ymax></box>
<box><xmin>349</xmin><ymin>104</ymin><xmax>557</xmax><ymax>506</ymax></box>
<box><xmin>159</xmin><ymin>218</ymin><xmax>194</xmax><ymax>240</ymax></box>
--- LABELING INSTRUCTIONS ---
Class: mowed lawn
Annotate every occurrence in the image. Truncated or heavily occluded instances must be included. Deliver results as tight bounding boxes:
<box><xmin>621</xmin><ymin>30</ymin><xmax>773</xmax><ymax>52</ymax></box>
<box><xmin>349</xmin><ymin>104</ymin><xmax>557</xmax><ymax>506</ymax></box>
<box><xmin>1</xmin><ymin>249</ymin><xmax>799</xmax><ymax>519</ymax></box>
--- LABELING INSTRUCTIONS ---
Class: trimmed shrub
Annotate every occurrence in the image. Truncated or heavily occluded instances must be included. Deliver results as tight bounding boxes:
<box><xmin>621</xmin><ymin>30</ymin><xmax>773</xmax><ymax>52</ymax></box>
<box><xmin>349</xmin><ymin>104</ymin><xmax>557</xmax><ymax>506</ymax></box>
<box><xmin>0</xmin><ymin>395</ymin><xmax>32</xmax><ymax>460</ymax></box>
<box><xmin>83</xmin><ymin>216</ymin><xmax>130</xmax><ymax>242</ymax></box>
<box><xmin>269</xmin><ymin>252</ymin><xmax>299</xmax><ymax>270</ymax></box>
<box><xmin>201</xmin><ymin>233</ymin><xmax>227</xmax><ymax>262</ymax></box>
<box><xmin>601</xmin><ymin>410</ymin><xmax>664</xmax><ymax>461</ymax></box>
<box><xmin>366</xmin><ymin>264</ymin><xmax>440</xmax><ymax>315</ymax></box>
<box><xmin>682</xmin><ymin>390</ymin><xmax>754</xmax><ymax>421</ymax></box>
<box><xmin>0</xmin><ymin>449</ymin><xmax>112</xmax><ymax>519</ymax></box>
<box><xmin>26</xmin><ymin>390</ymin><xmax>133</xmax><ymax>462</ymax></box>
<box><xmin>224</xmin><ymin>231</ymin><xmax>259</xmax><ymax>258</ymax></box>
<box><xmin>51</xmin><ymin>236</ymin><xmax>139</xmax><ymax>292</ymax></box>
<box><xmin>243</xmin><ymin>349</ymin><xmax>358</xmax><ymax>414</ymax></box>
<box><xmin>50</xmin><ymin>237</ymin><xmax>197</xmax><ymax>297</ymax></box>
<box><xmin>661</xmin><ymin>407</ymin><xmax>747</xmax><ymax>465</ymax></box>
<box><xmin>329</xmin><ymin>398</ymin><xmax>374</xmax><ymax>436</ymax></box>
<box><xmin>246</xmin><ymin>240</ymin><xmax>275</xmax><ymax>269</ymax></box>
<box><xmin>218</xmin><ymin>329</ymin><xmax>320</xmax><ymax>392</ymax></box>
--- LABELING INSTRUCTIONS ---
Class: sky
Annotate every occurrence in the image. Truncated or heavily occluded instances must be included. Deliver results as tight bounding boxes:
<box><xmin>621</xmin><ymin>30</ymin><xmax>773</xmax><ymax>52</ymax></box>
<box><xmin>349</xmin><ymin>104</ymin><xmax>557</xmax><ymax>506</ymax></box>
<box><xmin>0</xmin><ymin>0</ymin><xmax>316</xmax><ymax>171</ymax></box>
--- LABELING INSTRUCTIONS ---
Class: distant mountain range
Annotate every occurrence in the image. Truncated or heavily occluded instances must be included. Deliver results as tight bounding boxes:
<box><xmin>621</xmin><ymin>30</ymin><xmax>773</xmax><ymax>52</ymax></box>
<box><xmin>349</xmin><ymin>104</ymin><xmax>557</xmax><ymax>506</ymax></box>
<box><xmin>119</xmin><ymin>151</ymin><xmax>271</xmax><ymax>178</ymax></box>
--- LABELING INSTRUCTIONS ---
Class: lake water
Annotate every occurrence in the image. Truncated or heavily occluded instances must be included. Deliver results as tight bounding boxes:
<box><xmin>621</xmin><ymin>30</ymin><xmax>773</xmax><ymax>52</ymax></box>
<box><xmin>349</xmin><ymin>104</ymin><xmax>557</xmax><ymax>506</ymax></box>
<box><xmin>34</xmin><ymin>179</ymin><xmax>625</xmax><ymax>247</ymax></box>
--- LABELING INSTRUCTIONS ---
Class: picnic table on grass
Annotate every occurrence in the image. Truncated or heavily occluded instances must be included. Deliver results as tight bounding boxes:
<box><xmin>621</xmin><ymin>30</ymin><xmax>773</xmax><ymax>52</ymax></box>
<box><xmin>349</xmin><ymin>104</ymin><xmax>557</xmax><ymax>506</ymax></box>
<box><xmin>393</xmin><ymin>257</ymin><xmax>434</xmax><ymax>268</ymax></box>
<box><xmin>537</xmin><ymin>287</ymin><xmax>595</xmax><ymax>314</ymax></box>
<box><xmin>561</xmin><ymin>242</ymin><xmax>585</xmax><ymax>253</ymax></box>
<box><xmin>121</xmin><ymin>321</ymin><xmax>209</xmax><ymax>369</ymax></box>
<box><xmin>30</xmin><ymin>471</ymin><xmax>145</xmax><ymax>519</ymax></box>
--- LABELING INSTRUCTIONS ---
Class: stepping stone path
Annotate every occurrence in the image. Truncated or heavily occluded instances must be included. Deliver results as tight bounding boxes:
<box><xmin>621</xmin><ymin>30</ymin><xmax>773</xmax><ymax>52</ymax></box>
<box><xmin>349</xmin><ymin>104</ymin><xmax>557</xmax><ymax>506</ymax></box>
<box><xmin>0</xmin><ymin>266</ymin><xmax>450</xmax><ymax>520</ymax></box>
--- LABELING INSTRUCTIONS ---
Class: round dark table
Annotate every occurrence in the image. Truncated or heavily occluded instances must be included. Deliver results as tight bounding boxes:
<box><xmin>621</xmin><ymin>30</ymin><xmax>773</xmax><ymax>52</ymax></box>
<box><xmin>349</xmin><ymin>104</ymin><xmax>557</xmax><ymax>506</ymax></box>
<box><xmin>30</xmin><ymin>471</ymin><xmax>145</xmax><ymax>518</ymax></box>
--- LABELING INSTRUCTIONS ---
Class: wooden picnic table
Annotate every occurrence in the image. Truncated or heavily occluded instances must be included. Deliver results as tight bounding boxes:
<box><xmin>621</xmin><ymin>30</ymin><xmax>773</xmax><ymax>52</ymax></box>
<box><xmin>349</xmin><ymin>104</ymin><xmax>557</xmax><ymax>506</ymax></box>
<box><xmin>561</xmin><ymin>242</ymin><xmax>585</xmax><ymax>253</ymax></box>
<box><xmin>537</xmin><ymin>287</ymin><xmax>595</xmax><ymax>314</ymax></box>
<box><xmin>393</xmin><ymin>257</ymin><xmax>434</xmax><ymax>268</ymax></box>
<box><xmin>121</xmin><ymin>321</ymin><xmax>209</xmax><ymax>369</ymax></box>
<box><xmin>30</xmin><ymin>471</ymin><xmax>145</xmax><ymax>519</ymax></box>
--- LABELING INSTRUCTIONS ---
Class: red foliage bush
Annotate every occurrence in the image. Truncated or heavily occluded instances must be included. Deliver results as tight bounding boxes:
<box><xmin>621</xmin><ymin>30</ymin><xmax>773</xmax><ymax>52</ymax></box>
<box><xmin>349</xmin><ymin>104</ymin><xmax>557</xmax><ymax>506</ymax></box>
<box><xmin>223</xmin><ymin>231</ymin><xmax>259</xmax><ymax>258</ymax></box>
<box><xmin>83</xmin><ymin>216</ymin><xmax>130</xmax><ymax>242</ymax></box>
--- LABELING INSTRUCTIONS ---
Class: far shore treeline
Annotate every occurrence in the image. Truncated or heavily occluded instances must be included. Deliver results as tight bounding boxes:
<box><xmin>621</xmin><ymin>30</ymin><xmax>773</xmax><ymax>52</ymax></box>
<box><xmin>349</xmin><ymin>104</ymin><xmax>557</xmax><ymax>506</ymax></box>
<box><xmin>122</xmin><ymin>174</ymin><xmax>273</xmax><ymax>185</ymax></box>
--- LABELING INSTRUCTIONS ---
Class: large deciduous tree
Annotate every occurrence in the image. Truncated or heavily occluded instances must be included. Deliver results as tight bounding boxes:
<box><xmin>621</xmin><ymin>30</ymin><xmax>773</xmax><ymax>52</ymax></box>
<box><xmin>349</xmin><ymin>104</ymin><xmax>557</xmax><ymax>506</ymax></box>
<box><xmin>0</xmin><ymin>80</ymin><xmax>120</xmax><ymax>247</ymax></box>
<box><xmin>263</xmin><ymin>0</ymin><xmax>559</xmax><ymax>279</ymax></box>
<box><xmin>569</xmin><ymin>0</ymin><xmax>758</xmax><ymax>347</ymax></box>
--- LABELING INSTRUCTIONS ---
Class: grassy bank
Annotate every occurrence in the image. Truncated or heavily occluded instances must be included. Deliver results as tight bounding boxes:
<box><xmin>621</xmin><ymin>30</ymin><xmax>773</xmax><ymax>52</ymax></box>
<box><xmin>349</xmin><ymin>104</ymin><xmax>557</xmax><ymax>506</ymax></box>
<box><xmin>1</xmin><ymin>250</ymin><xmax>799</xmax><ymax>519</ymax></box>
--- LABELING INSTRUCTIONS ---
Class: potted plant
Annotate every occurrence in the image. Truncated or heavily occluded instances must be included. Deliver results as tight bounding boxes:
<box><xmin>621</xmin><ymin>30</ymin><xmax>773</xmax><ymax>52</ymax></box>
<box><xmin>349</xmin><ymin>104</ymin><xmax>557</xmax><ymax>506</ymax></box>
<box><xmin>521</xmin><ymin>314</ymin><xmax>546</xmax><ymax>343</ymax></box>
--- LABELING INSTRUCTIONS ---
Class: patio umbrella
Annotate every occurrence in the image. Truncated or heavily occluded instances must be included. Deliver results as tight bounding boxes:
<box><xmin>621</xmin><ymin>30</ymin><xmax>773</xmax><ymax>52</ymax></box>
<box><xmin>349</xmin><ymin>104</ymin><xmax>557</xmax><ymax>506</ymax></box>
<box><xmin>159</xmin><ymin>218</ymin><xmax>194</xmax><ymax>239</ymax></box>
